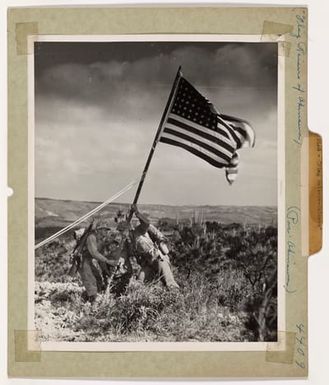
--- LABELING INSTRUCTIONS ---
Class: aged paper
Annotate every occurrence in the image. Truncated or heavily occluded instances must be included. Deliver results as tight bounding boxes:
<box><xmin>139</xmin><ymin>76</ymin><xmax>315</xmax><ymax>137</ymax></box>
<box><xmin>7</xmin><ymin>6</ymin><xmax>310</xmax><ymax>378</ymax></box>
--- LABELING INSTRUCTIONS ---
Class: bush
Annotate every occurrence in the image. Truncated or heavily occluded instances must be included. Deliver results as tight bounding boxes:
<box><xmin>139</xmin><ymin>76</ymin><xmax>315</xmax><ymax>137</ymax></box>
<box><xmin>34</xmin><ymin>222</ymin><xmax>278</xmax><ymax>342</ymax></box>
<box><xmin>170</xmin><ymin>224</ymin><xmax>277</xmax><ymax>341</ymax></box>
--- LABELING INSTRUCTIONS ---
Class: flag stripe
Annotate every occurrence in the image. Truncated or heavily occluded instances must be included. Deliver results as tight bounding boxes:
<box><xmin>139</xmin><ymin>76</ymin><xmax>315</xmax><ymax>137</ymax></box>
<box><xmin>217</xmin><ymin>116</ymin><xmax>242</xmax><ymax>148</ymax></box>
<box><xmin>220</xmin><ymin>114</ymin><xmax>255</xmax><ymax>146</ymax></box>
<box><xmin>216</xmin><ymin>127</ymin><xmax>231</xmax><ymax>140</ymax></box>
<box><xmin>228</xmin><ymin>125</ymin><xmax>245</xmax><ymax>144</ymax></box>
<box><xmin>165</xmin><ymin>122</ymin><xmax>233</xmax><ymax>158</ymax></box>
<box><xmin>160</xmin><ymin>136</ymin><xmax>228</xmax><ymax>168</ymax></box>
<box><xmin>226</xmin><ymin>167</ymin><xmax>238</xmax><ymax>175</ymax></box>
<box><xmin>162</xmin><ymin>127</ymin><xmax>232</xmax><ymax>163</ymax></box>
<box><xmin>168</xmin><ymin>114</ymin><xmax>235</xmax><ymax>150</ymax></box>
<box><xmin>225</xmin><ymin>121</ymin><xmax>247</xmax><ymax>142</ymax></box>
<box><xmin>233</xmin><ymin>126</ymin><xmax>248</xmax><ymax>138</ymax></box>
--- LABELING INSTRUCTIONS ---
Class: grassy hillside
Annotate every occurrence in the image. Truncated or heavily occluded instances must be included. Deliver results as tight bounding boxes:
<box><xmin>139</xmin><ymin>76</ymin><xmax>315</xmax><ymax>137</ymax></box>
<box><xmin>35</xmin><ymin>221</ymin><xmax>278</xmax><ymax>343</ymax></box>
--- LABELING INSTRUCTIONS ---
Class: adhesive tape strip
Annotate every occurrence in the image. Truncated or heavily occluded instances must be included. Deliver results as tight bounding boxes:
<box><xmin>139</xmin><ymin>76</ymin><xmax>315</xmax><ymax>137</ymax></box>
<box><xmin>262</xmin><ymin>20</ymin><xmax>294</xmax><ymax>37</ymax></box>
<box><xmin>15</xmin><ymin>22</ymin><xmax>38</xmax><ymax>55</ymax></box>
<box><xmin>266</xmin><ymin>331</ymin><xmax>296</xmax><ymax>364</ymax></box>
<box><xmin>14</xmin><ymin>330</ymin><xmax>41</xmax><ymax>362</ymax></box>
<box><xmin>262</xmin><ymin>21</ymin><xmax>293</xmax><ymax>57</ymax></box>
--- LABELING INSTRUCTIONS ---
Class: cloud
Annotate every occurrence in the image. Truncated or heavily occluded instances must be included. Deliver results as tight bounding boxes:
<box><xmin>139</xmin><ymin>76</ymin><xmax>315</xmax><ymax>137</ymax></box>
<box><xmin>35</xmin><ymin>42</ymin><xmax>278</xmax><ymax>205</ymax></box>
<box><xmin>36</xmin><ymin>43</ymin><xmax>277</xmax><ymax>120</ymax></box>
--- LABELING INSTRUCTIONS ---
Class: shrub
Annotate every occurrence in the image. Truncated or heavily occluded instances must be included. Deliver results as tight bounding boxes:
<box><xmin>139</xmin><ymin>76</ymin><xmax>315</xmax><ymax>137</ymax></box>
<box><xmin>34</xmin><ymin>222</ymin><xmax>278</xmax><ymax>342</ymax></box>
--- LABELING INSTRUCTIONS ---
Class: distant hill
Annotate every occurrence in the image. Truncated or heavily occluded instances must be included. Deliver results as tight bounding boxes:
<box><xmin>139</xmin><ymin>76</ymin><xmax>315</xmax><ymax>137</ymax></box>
<box><xmin>35</xmin><ymin>197</ymin><xmax>277</xmax><ymax>241</ymax></box>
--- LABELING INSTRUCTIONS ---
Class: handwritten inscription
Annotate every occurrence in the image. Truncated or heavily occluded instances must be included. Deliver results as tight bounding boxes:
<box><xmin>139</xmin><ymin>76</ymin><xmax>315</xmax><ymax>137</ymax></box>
<box><xmin>287</xmin><ymin>206</ymin><xmax>300</xmax><ymax>234</ymax></box>
<box><xmin>287</xmin><ymin>15</ymin><xmax>307</xmax><ymax>370</ymax></box>
<box><xmin>291</xmin><ymin>14</ymin><xmax>306</xmax><ymax>146</ymax></box>
<box><xmin>294</xmin><ymin>95</ymin><xmax>305</xmax><ymax>145</ymax></box>
<box><xmin>295</xmin><ymin>323</ymin><xmax>306</xmax><ymax>369</ymax></box>
<box><xmin>296</xmin><ymin>42</ymin><xmax>306</xmax><ymax>81</ymax></box>
<box><xmin>285</xmin><ymin>206</ymin><xmax>300</xmax><ymax>293</ymax></box>
<box><xmin>290</xmin><ymin>15</ymin><xmax>306</xmax><ymax>39</ymax></box>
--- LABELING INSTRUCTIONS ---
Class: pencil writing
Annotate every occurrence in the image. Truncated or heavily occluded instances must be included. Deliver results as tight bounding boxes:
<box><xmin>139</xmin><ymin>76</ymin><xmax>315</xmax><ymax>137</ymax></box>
<box><xmin>285</xmin><ymin>206</ymin><xmax>300</xmax><ymax>293</ymax></box>
<box><xmin>291</xmin><ymin>14</ymin><xmax>306</xmax><ymax>146</ymax></box>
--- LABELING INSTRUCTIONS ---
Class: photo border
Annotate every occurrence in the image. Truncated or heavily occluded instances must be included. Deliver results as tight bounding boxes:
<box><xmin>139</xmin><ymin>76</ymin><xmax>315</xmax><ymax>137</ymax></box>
<box><xmin>8</xmin><ymin>6</ymin><xmax>308</xmax><ymax>378</ymax></box>
<box><xmin>28</xmin><ymin>33</ymin><xmax>285</xmax><ymax>353</ymax></box>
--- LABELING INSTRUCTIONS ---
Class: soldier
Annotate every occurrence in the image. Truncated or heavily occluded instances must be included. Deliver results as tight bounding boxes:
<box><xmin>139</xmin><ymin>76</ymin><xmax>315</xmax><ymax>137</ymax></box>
<box><xmin>126</xmin><ymin>204</ymin><xmax>179</xmax><ymax>289</ymax></box>
<box><xmin>97</xmin><ymin>227</ymin><xmax>117</xmax><ymax>285</ymax></box>
<box><xmin>105</xmin><ymin>237</ymin><xmax>133</xmax><ymax>296</ymax></box>
<box><xmin>73</xmin><ymin>225</ymin><xmax>116</xmax><ymax>302</ymax></box>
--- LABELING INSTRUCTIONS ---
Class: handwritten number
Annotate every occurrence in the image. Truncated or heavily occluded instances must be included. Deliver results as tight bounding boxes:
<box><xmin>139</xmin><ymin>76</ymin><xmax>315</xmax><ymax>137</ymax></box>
<box><xmin>297</xmin><ymin>347</ymin><xmax>305</xmax><ymax>356</ymax></box>
<box><xmin>295</xmin><ymin>360</ymin><xmax>305</xmax><ymax>369</ymax></box>
<box><xmin>295</xmin><ymin>323</ymin><xmax>306</xmax><ymax>369</ymax></box>
<box><xmin>296</xmin><ymin>336</ymin><xmax>305</xmax><ymax>346</ymax></box>
<box><xmin>296</xmin><ymin>323</ymin><xmax>305</xmax><ymax>334</ymax></box>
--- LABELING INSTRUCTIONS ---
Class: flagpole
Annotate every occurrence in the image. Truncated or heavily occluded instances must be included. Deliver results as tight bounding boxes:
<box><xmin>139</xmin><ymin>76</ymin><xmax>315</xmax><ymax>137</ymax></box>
<box><xmin>128</xmin><ymin>66</ymin><xmax>182</xmax><ymax>221</ymax></box>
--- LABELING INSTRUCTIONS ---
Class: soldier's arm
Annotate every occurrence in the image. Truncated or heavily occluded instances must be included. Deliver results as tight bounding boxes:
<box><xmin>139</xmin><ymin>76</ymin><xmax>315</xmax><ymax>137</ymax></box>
<box><xmin>99</xmin><ymin>261</ymin><xmax>111</xmax><ymax>276</ymax></box>
<box><xmin>86</xmin><ymin>235</ymin><xmax>117</xmax><ymax>266</ymax></box>
<box><xmin>121</xmin><ymin>242</ymin><xmax>133</xmax><ymax>273</ymax></box>
<box><xmin>148</xmin><ymin>224</ymin><xmax>165</xmax><ymax>242</ymax></box>
<box><xmin>133</xmin><ymin>205</ymin><xmax>150</xmax><ymax>233</ymax></box>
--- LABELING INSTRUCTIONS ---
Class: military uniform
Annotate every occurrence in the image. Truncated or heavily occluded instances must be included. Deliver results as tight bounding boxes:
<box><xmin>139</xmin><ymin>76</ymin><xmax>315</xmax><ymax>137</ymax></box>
<box><xmin>78</xmin><ymin>232</ymin><xmax>113</xmax><ymax>301</ymax></box>
<box><xmin>108</xmin><ymin>241</ymin><xmax>133</xmax><ymax>296</ymax></box>
<box><xmin>79</xmin><ymin>254</ymin><xmax>104</xmax><ymax>298</ymax></box>
<box><xmin>132</xmin><ymin>223</ymin><xmax>179</xmax><ymax>289</ymax></box>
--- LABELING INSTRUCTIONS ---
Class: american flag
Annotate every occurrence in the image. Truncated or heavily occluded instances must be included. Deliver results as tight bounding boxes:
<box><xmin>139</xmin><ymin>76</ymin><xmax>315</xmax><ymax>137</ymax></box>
<box><xmin>159</xmin><ymin>75</ymin><xmax>255</xmax><ymax>184</ymax></box>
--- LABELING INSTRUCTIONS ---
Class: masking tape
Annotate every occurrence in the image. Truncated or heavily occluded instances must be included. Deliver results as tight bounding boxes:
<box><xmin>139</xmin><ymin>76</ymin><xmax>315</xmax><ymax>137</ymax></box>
<box><xmin>262</xmin><ymin>20</ymin><xmax>294</xmax><ymax>37</ymax></box>
<box><xmin>14</xmin><ymin>330</ymin><xmax>41</xmax><ymax>362</ymax></box>
<box><xmin>15</xmin><ymin>22</ymin><xmax>38</xmax><ymax>55</ymax></box>
<box><xmin>266</xmin><ymin>331</ymin><xmax>296</xmax><ymax>364</ymax></box>
<box><xmin>262</xmin><ymin>21</ymin><xmax>293</xmax><ymax>57</ymax></box>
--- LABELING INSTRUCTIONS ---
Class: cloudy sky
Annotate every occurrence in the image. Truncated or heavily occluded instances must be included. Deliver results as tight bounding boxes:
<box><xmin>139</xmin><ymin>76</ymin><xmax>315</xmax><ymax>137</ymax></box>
<box><xmin>35</xmin><ymin>41</ymin><xmax>277</xmax><ymax>206</ymax></box>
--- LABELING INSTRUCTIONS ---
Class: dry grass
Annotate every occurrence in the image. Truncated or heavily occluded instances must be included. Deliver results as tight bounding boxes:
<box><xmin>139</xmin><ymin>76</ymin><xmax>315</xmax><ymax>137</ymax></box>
<box><xmin>35</xmin><ymin>277</ymin><xmax>251</xmax><ymax>342</ymax></box>
<box><xmin>34</xmin><ymin>222</ymin><xmax>277</xmax><ymax>342</ymax></box>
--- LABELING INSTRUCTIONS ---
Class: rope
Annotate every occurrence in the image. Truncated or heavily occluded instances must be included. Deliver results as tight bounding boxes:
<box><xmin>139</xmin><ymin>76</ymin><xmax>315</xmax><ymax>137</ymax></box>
<box><xmin>35</xmin><ymin>179</ymin><xmax>138</xmax><ymax>249</ymax></box>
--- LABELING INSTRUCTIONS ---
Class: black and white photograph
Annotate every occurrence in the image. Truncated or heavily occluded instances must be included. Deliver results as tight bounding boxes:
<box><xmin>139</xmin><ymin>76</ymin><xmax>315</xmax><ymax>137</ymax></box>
<box><xmin>32</xmin><ymin>38</ymin><xmax>279</xmax><ymax>346</ymax></box>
